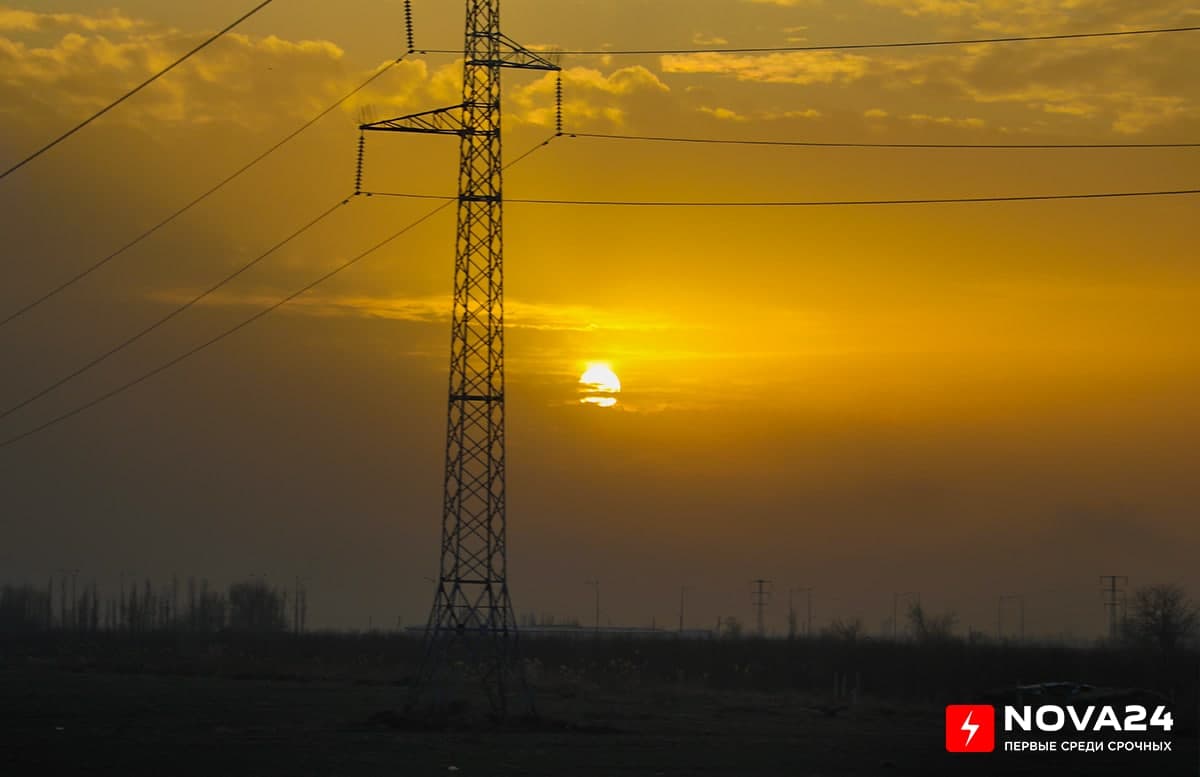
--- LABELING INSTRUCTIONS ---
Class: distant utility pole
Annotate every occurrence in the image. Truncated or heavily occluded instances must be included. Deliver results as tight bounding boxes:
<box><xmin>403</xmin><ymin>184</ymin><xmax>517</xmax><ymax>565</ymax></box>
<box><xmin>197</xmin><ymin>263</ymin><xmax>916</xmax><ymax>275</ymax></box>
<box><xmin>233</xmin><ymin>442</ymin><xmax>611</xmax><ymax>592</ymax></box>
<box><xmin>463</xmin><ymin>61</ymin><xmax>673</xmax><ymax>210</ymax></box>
<box><xmin>585</xmin><ymin>579</ymin><xmax>600</xmax><ymax>632</ymax></box>
<box><xmin>998</xmin><ymin>594</ymin><xmax>1025</xmax><ymax>641</ymax></box>
<box><xmin>751</xmin><ymin>579</ymin><xmax>773</xmax><ymax>637</ymax></box>
<box><xmin>678</xmin><ymin>586</ymin><xmax>691</xmax><ymax>633</ymax></box>
<box><xmin>1101</xmin><ymin>575</ymin><xmax>1128</xmax><ymax>641</ymax></box>
<box><xmin>893</xmin><ymin>591</ymin><xmax>921</xmax><ymax>640</ymax></box>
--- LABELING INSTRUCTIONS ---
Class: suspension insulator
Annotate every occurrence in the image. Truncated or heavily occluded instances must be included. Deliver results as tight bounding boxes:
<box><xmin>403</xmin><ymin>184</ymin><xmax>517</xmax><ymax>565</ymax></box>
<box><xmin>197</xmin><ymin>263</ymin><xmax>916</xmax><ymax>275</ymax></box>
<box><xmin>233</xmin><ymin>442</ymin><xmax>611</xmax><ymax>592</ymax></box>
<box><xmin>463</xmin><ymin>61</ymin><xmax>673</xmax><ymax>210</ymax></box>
<box><xmin>555</xmin><ymin>73</ymin><xmax>564</xmax><ymax>136</ymax></box>
<box><xmin>404</xmin><ymin>0</ymin><xmax>415</xmax><ymax>54</ymax></box>
<box><xmin>355</xmin><ymin>132</ymin><xmax>366</xmax><ymax>195</ymax></box>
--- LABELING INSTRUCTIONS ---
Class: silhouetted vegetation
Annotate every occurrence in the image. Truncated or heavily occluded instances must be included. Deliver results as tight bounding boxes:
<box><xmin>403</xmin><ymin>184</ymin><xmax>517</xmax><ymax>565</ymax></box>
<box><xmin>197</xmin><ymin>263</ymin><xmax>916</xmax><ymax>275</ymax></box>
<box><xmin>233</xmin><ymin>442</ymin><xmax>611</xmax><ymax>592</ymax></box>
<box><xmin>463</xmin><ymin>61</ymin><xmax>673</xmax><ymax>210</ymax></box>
<box><xmin>905</xmin><ymin>603</ymin><xmax>958</xmax><ymax>645</ymax></box>
<box><xmin>823</xmin><ymin>616</ymin><xmax>865</xmax><ymax>643</ymax></box>
<box><xmin>0</xmin><ymin>584</ymin><xmax>51</xmax><ymax>631</ymax></box>
<box><xmin>1124</xmin><ymin>583</ymin><xmax>1199</xmax><ymax>653</ymax></box>
<box><xmin>2</xmin><ymin>577</ymin><xmax>1196</xmax><ymax>722</ymax></box>
<box><xmin>227</xmin><ymin>580</ymin><xmax>289</xmax><ymax>632</ymax></box>
<box><xmin>0</xmin><ymin>577</ymin><xmax>305</xmax><ymax>634</ymax></box>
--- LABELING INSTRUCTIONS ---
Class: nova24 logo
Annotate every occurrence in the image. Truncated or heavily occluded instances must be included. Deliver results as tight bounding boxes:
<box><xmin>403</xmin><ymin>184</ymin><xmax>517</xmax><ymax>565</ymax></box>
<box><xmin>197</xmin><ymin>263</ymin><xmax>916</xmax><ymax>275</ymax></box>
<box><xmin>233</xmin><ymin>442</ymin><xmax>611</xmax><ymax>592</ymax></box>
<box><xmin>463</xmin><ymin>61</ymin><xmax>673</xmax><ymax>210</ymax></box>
<box><xmin>945</xmin><ymin>704</ymin><xmax>1173</xmax><ymax>753</ymax></box>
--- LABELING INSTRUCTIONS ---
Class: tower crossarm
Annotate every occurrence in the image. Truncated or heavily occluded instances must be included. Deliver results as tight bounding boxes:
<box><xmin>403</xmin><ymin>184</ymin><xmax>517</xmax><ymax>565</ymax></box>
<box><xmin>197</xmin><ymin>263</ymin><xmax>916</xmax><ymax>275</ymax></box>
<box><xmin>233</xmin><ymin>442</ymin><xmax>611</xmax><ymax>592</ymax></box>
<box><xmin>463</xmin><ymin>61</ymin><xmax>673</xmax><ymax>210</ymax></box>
<box><xmin>360</xmin><ymin>104</ymin><xmax>472</xmax><ymax>136</ymax></box>
<box><xmin>473</xmin><ymin>34</ymin><xmax>562</xmax><ymax>71</ymax></box>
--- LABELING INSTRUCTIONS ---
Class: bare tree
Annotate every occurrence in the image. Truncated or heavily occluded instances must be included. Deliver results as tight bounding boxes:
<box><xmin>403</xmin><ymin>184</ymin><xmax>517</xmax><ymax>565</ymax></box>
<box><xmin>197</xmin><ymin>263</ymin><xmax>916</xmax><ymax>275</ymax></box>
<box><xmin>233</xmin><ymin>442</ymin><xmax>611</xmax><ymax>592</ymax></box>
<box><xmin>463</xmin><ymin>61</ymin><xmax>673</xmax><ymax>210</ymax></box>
<box><xmin>1124</xmin><ymin>584</ymin><xmax>1199</xmax><ymax>652</ymax></box>
<box><xmin>824</xmin><ymin>617</ymin><xmax>865</xmax><ymax>643</ymax></box>
<box><xmin>227</xmin><ymin>580</ymin><xmax>287</xmax><ymax>633</ymax></box>
<box><xmin>0</xmin><ymin>584</ymin><xmax>51</xmax><ymax>631</ymax></box>
<box><xmin>907</xmin><ymin>603</ymin><xmax>958</xmax><ymax>644</ymax></box>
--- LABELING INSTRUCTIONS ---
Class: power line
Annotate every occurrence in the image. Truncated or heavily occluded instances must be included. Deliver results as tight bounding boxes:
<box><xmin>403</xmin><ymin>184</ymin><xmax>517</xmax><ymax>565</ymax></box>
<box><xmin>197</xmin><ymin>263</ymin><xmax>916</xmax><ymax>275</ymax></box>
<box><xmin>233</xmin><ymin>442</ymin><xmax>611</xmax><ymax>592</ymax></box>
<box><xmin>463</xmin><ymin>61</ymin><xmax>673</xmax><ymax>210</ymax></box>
<box><xmin>417</xmin><ymin>24</ymin><xmax>1200</xmax><ymax>57</ymax></box>
<box><xmin>0</xmin><ymin>197</ymin><xmax>351</xmax><ymax>425</ymax></box>
<box><xmin>0</xmin><ymin>55</ymin><xmax>409</xmax><ymax>332</ymax></box>
<box><xmin>569</xmin><ymin>131</ymin><xmax>1200</xmax><ymax>151</ymax></box>
<box><xmin>0</xmin><ymin>136</ymin><xmax>556</xmax><ymax>449</ymax></box>
<box><xmin>0</xmin><ymin>0</ymin><xmax>277</xmax><ymax>183</ymax></box>
<box><xmin>0</xmin><ymin>203</ymin><xmax>443</xmax><ymax>451</ymax></box>
<box><xmin>361</xmin><ymin>188</ymin><xmax>1200</xmax><ymax>207</ymax></box>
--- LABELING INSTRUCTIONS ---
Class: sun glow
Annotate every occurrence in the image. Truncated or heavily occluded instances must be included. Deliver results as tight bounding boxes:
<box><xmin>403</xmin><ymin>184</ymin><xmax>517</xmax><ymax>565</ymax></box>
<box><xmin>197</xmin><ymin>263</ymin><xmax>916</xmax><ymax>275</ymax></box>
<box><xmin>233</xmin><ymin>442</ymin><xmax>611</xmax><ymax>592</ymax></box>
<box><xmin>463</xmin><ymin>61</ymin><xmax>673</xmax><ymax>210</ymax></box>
<box><xmin>579</xmin><ymin>362</ymin><xmax>621</xmax><ymax>408</ymax></box>
<box><xmin>580</xmin><ymin>363</ymin><xmax>621</xmax><ymax>392</ymax></box>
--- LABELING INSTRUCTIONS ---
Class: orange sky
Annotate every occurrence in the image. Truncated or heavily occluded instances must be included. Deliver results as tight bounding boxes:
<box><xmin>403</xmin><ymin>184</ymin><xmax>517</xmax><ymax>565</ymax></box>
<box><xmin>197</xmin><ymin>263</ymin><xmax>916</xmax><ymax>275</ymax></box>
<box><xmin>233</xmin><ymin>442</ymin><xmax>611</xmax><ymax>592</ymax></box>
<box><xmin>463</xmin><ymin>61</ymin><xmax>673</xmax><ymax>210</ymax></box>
<box><xmin>0</xmin><ymin>1</ymin><xmax>1197</xmax><ymax>636</ymax></box>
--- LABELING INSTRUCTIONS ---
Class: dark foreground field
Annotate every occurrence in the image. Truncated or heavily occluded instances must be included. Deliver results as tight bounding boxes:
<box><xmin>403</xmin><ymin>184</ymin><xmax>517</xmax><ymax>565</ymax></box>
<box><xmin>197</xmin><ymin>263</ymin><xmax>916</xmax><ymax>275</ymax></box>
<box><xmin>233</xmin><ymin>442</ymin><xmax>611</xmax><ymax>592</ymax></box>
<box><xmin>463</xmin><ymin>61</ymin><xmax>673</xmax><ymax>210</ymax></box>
<box><xmin>2</xmin><ymin>634</ymin><xmax>1196</xmax><ymax>776</ymax></box>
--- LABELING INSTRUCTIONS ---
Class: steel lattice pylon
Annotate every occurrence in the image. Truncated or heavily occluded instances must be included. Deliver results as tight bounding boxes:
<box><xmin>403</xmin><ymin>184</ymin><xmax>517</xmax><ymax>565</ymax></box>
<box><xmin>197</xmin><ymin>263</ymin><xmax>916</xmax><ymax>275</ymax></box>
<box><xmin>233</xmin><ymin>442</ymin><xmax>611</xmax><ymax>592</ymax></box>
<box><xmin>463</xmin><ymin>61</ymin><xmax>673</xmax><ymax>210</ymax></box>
<box><xmin>362</xmin><ymin>1</ymin><xmax>558</xmax><ymax>715</ymax></box>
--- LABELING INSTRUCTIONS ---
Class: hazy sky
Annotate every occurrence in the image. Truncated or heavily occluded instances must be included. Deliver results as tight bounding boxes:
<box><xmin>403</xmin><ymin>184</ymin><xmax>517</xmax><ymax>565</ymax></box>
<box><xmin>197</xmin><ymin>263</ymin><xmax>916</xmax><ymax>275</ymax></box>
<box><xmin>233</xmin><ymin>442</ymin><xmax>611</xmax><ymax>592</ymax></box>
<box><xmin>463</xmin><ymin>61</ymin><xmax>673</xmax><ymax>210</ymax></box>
<box><xmin>1</xmin><ymin>1</ymin><xmax>1197</xmax><ymax>636</ymax></box>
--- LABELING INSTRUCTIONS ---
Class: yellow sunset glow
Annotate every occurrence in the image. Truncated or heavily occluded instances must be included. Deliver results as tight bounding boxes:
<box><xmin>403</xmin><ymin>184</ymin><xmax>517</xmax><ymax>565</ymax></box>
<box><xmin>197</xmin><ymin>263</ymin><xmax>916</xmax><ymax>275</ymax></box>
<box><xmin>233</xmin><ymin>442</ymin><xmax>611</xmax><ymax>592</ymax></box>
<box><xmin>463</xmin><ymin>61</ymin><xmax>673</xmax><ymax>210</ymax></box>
<box><xmin>579</xmin><ymin>363</ymin><xmax>621</xmax><ymax>407</ymax></box>
<box><xmin>580</xmin><ymin>363</ymin><xmax>621</xmax><ymax>393</ymax></box>
<box><xmin>1</xmin><ymin>1</ymin><xmax>1197</xmax><ymax>640</ymax></box>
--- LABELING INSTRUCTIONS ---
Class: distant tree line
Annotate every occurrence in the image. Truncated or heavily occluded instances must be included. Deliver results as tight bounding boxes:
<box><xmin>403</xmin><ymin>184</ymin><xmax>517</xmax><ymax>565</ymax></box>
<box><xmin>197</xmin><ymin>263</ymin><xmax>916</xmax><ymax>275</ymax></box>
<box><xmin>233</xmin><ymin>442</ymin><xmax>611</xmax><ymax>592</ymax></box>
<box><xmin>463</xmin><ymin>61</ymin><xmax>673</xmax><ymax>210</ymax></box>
<box><xmin>715</xmin><ymin>584</ymin><xmax>1199</xmax><ymax>653</ymax></box>
<box><xmin>0</xmin><ymin>577</ymin><xmax>307</xmax><ymax>634</ymax></box>
<box><xmin>519</xmin><ymin>612</ymin><xmax>582</xmax><ymax>628</ymax></box>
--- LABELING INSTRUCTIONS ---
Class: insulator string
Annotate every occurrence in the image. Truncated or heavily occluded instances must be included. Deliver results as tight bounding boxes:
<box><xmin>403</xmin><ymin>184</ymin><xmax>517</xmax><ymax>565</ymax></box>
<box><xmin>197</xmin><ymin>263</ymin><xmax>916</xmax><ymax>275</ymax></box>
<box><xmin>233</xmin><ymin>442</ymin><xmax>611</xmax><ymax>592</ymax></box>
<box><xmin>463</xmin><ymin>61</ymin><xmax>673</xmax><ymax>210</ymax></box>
<box><xmin>355</xmin><ymin>132</ymin><xmax>366</xmax><ymax>195</ymax></box>
<box><xmin>404</xmin><ymin>0</ymin><xmax>416</xmax><ymax>54</ymax></box>
<box><xmin>555</xmin><ymin>73</ymin><xmax>563</xmax><ymax>136</ymax></box>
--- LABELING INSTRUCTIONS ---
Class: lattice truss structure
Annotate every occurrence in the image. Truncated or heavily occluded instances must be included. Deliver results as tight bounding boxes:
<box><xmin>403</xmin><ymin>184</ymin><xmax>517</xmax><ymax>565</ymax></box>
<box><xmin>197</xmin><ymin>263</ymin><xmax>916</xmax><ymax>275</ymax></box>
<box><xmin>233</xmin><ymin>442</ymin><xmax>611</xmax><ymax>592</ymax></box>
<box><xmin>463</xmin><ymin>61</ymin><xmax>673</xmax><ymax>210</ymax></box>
<box><xmin>361</xmin><ymin>0</ymin><xmax>559</xmax><ymax>713</ymax></box>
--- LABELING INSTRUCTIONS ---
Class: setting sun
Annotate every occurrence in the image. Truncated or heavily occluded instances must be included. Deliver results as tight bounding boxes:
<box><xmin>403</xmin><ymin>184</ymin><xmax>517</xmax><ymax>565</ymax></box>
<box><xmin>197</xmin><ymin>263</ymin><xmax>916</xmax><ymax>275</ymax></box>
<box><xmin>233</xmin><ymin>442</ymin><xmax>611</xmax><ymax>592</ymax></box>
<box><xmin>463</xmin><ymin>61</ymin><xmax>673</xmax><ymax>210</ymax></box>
<box><xmin>579</xmin><ymin>362</ymin><xmax>621</xmax><ymax>407</ymax></box>
<box><xmin>580</xmin><ymin>363</ymin><xmax>621</xmax><ymax>393</ymax></box>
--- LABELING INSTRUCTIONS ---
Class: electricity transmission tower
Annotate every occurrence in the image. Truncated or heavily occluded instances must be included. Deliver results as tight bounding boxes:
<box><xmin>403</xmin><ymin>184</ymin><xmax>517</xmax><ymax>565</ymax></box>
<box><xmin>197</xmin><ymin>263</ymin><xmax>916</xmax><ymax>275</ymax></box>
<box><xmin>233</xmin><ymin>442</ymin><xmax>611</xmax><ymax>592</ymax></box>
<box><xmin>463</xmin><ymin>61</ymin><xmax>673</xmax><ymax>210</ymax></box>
<box><xmin>1100</xmin><ymin>575</ymin><xmax>1127</xmax><ymax>642</ymax></box>
<box><xmin>362</xmin><ymin>1</ymin><xmax>559</xmax><ymax>716</ymax></box>
<box><xmin>751</xmin><ymin>579</ymin><xmax>772</xmax><ymax>637</ymax></box>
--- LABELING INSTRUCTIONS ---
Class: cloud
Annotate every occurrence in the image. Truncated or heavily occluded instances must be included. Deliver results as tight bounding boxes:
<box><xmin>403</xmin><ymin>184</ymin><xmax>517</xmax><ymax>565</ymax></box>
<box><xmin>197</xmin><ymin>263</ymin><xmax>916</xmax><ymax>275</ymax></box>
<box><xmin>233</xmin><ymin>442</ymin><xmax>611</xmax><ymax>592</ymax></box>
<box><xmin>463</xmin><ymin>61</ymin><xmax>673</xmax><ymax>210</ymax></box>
<box><xmin>0</xmin><ymin>8</ymin><xmax>144</xmax><ymax>32</ymax></box>
<box><xmin>868</xmin><ymin>0</ymin><xmax>1200</xmax><ymax>31</ymax></box>
<box><xmin>700</xmin><ymin>105</ymin><xmax>822</xmax><ymax>121</ymax></box>
<box><xmin>868</xmin><ymin>0</ymin><xmax>976</xmax><ymax>17</ymax></box>
<box><xmin>509</xmin><ymin>65</ymin><xmax>670</xmax><ymax>128</ymax></box>
<box><xmin>658</xmin><ymin>0</ymin><xmax>1196</xmax><ymax>136</ymax></box>
<box><xmin>0</xmin><ymin>16</ymin><xmax>371</xmax><ymax>130</ymax></box>
<box><xmin>0</xmin><ymin>8</ymin><xmax>498</xmax><ymax>136</ymax></box>
<box><xmin>906</xmin><ymin>112</ymin><xmax>986</xmax><ymax>128</ymax></box>
<box><xmin>146</xmin><ymin>289</ymin><xmax>681</xmax><ymax>334</ymax></box>
<box><xmin>1111</xmin><ymin>94</ymin><xmax>1189</xmax><ymax>134</ymax></box>
<box><xmin>657</xmin><ymin>23</ymin><xmax>1197</xmax><ymax>136</ymax></box>
<box><xmin>783</xmin><ymin>25</ymin><xmax>810</xmax><ymax>43</ymax></box>
<box><xmin>741</xmin><ymin>0</ymin><xmax>826</xmax><ymax>6</ymax></box>
<box><xmin>563</xmin><ymin>65</ymin><xmax>672</xmax><ymax>96</ymax></box>
<box><xmin>661</xmin><ymin>51</ymin><xmax>872</xmax><ymax>85</ymax></box>
<box><xmin>939</xmin><ymin>39</ymin><xmax>1200</xmax><ymax>133</ymax></box>
<box><xmin>700</xmin><ymin>105</ymin><xmax>750</xmax><ymax>122</ymax></box>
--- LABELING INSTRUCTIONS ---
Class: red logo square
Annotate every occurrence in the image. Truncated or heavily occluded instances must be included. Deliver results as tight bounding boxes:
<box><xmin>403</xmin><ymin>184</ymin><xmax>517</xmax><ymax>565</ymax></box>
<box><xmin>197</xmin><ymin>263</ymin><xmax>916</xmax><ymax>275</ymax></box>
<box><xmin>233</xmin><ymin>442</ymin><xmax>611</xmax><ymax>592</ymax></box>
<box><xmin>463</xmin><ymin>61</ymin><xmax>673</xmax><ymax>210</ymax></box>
<box><xmin>946</xmin><ymin>705</ymin><xmax>995</xmax><ymax>753</ymax></box>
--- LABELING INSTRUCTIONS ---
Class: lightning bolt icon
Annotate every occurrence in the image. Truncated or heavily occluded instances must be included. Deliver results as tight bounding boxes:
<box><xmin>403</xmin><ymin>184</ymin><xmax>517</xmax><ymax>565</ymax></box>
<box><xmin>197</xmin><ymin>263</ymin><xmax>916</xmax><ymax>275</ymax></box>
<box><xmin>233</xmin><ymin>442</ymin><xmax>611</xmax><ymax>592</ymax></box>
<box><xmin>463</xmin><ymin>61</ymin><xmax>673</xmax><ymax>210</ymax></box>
<box><xmin>961</xmin><ymin>710</ymin><xmax>980</xmax><ymax>747</ymax></box>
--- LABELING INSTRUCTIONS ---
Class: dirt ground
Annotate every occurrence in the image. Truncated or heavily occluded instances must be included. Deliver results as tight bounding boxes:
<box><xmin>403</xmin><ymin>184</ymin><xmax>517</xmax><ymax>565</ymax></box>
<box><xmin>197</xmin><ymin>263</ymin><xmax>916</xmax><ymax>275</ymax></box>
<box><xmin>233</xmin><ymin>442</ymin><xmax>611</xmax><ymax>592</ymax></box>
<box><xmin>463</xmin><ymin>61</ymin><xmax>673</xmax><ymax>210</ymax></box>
<box><xmin>2</xmin><ymin>663</ymin><xmax>1196</xmax><ymax>777</ymax></box>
